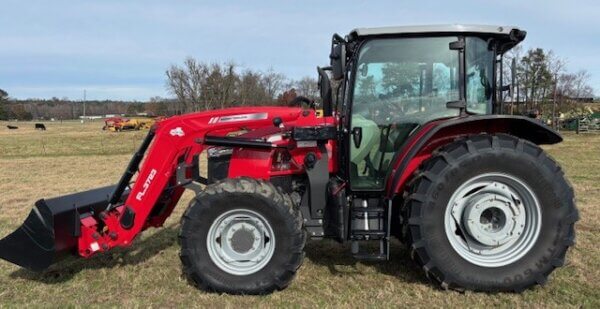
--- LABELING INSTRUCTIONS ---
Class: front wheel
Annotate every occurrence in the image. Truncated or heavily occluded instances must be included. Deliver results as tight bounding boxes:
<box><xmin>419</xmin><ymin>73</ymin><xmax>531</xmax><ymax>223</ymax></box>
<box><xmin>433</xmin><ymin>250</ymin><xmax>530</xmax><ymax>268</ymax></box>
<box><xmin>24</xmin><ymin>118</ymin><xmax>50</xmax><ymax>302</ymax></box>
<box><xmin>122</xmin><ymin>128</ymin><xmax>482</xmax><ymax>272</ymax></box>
<box><xmin>179</xmin><ymin>178</ymin><xmax>305</xmax><ymax>294</ymax></box>
<box><xmin>402</xmin><ymin>134</ymin><xmax>578</xmax><ymax>292</ymax></box>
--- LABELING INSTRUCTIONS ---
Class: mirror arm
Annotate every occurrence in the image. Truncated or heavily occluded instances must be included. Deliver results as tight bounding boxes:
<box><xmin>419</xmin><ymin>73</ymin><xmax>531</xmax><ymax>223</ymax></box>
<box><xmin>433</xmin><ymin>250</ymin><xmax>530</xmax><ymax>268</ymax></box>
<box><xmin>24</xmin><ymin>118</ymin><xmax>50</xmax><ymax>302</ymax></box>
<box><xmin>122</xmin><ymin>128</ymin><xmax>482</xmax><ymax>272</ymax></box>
<box><xmin>498</xmin><ymin>55</ymin><xmax>504</xmax><ymax>113</ymax></box>
<box><xmin>332</xmin><ymin>33</ymin><xmax>346</xmax><ymax>44</ymax></box>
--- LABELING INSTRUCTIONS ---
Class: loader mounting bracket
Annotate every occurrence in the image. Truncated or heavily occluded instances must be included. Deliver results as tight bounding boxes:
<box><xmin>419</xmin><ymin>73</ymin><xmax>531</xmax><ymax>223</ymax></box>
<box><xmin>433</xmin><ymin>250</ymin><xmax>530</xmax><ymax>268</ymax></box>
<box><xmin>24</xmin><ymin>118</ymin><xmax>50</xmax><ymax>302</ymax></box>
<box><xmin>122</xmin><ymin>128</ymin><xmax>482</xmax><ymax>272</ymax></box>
<box><xmin>175</xmin><ymin>155</ymin><xmax>205</xmax><ymax>194</ymax></box>
<box><xmin>120</xmin><ymin>206</ymin><xmax>136</xmax><ymax>230</ymax></box>
<box><xmin>293</xmin><ymin>126</ymin><xmax>337</xmax><ymax>141</ymax></box>
<box><xmin>306</xmin><ymin>144</ymin><xmax>329</xmax><ymax>219</ymax></box>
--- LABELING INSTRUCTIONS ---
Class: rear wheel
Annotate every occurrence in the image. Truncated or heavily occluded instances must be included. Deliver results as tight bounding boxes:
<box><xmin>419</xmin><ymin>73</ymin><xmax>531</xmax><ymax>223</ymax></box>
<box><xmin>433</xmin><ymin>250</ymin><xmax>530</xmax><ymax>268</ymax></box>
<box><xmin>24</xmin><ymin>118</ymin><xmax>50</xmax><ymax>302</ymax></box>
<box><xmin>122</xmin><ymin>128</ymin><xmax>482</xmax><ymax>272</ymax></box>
<box><xmin>179</xmin><ymin>178</ymin><xmax>305</xmax><ymax>294</ymax></box>
<box><xmin>402</xmin><ymin>134</ymin><xmax>578</xmax><ymax>292</ymax></box>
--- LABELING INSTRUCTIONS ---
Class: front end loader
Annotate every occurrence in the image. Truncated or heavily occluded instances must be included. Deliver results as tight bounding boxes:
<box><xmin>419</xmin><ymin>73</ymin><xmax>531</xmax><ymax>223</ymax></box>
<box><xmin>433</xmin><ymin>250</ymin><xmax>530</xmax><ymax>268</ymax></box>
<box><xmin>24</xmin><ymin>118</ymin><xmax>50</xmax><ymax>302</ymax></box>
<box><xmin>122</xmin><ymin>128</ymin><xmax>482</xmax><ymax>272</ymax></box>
<box><xmin>0</xmin><ymin>25</ymin><xmax>577</xmax><ymax>294</ymax></box>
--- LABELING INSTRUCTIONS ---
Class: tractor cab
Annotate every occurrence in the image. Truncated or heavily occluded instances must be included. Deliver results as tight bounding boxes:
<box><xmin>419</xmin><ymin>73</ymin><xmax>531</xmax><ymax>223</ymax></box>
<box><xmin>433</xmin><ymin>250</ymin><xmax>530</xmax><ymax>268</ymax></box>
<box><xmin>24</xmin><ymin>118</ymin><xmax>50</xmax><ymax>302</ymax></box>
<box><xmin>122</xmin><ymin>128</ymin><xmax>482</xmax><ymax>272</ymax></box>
<box><xmin>316</xmin><ymin>25</ymin><xmax>527</xmax><ymax>259</ymax></box>
<box><xmin>324</xmin><ymin>25</ymin><xmax>525</xmax><ymax>191</ymax></box>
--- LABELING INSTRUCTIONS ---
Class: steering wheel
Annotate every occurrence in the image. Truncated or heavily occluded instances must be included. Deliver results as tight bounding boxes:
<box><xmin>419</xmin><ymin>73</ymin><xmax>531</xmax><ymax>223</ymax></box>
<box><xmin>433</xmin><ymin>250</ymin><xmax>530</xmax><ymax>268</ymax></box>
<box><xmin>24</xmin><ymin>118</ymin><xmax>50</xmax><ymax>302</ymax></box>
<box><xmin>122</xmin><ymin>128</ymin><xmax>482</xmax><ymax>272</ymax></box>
<box><xmin>289</xmin><ymin>96</ymin><xmax>315</xmax><ymax>108</ymax></box>
<box><xmin>369</xmin><ymin>100</ymin><xmax>397</xmax><ymax>125</ymax></box>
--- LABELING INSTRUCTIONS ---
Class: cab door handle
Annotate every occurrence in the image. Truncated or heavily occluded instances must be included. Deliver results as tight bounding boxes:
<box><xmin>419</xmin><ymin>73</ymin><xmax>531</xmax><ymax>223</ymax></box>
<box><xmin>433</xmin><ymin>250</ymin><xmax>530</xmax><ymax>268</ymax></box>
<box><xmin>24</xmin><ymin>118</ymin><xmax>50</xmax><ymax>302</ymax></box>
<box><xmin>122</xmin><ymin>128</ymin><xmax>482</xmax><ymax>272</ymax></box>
<box><xmin>352</xmin><ymin>127</ymin><xmax>362</xmax><ymax>148</ymax></box>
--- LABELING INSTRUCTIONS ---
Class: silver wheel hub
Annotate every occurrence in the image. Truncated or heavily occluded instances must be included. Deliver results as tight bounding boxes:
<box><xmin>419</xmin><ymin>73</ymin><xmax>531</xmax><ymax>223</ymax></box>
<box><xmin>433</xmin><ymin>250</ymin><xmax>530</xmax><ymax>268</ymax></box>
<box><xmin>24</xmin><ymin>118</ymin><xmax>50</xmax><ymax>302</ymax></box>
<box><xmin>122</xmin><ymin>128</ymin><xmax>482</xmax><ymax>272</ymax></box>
<box><xmin>445</xmin><ymin>173</ymin><xmax>541</xmax><ymax>267</ymax></box>
<box><xmin>207</xmin><ymin>209</ymin><xmax>275</xmax><ymax>275</ymax></box>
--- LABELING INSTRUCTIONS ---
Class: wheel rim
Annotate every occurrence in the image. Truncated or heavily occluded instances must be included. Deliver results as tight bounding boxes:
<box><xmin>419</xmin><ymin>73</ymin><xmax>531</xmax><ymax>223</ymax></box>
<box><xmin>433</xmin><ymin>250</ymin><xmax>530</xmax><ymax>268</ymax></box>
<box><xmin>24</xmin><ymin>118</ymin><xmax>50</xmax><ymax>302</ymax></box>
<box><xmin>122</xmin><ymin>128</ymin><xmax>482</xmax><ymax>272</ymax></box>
<box><xmin>444</xmin><ymin>173</ymin><xmax>541</xmax><ymax>267</ymax></box>
<box><xmin>206</xmin><ymin>209</ymin><xmax>275</xmax><ymax>275</ymax></box>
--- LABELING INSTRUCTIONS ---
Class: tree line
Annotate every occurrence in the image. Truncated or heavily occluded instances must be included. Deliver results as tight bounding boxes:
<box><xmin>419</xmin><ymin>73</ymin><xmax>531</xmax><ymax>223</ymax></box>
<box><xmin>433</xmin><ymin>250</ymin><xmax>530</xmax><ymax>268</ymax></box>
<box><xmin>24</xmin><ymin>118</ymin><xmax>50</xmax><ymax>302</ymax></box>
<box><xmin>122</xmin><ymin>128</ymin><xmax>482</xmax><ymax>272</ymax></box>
<box><xmin>502</xmin><ymin>46</ymin><xmax>595</xmax><ymax>117</ymax></box>
<box><xmin>0</xmin><ymin>95</ymin><xmax>173</xmax><ymax>121</ymax></box>
<box><xmin>0</xmin><ymin>50</ymin><xmax>595</xmax><ymax>121</ymax></box>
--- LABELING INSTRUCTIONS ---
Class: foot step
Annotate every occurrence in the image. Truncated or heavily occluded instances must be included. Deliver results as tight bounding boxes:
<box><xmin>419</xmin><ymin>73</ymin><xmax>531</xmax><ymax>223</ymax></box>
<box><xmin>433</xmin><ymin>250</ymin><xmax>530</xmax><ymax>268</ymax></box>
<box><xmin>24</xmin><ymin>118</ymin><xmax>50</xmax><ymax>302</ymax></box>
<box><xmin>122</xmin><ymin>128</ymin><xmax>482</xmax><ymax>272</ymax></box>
<box><xmin>350</xmin><ymin>230</ymin><xmax>386</xmax><ymax>240</ymax></box>
<box><xmin>351</xmin><ymin>238</ymin><xmax>388</xmax><ymax>261</ymax></box>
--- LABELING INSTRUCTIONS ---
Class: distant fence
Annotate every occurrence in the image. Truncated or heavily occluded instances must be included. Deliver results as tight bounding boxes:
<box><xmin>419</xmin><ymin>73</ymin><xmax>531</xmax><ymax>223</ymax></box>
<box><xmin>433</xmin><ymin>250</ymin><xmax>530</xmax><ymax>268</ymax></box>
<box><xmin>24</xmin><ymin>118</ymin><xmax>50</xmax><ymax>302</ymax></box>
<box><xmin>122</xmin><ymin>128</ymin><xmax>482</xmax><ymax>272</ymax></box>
<box><xmin>576</xmin><ymin>118</ymin><xmax>600</xmax><ymax>134</ymax></box>
<box><xmin>559</xmin><ymin>117</ymin><xmax>600</xmax><ymax>134</ymax></box>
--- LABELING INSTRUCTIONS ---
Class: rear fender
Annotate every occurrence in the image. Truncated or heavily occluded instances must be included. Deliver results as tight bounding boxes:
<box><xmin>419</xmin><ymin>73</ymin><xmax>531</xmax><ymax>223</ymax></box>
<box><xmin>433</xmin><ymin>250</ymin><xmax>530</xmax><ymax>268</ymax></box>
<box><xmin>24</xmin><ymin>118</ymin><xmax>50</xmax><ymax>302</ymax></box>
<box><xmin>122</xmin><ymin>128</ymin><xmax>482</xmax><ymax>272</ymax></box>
<box><xmin>386</xmin><ymin>115</ymin><xmax>562</xmax><ymax>198</ymax></box>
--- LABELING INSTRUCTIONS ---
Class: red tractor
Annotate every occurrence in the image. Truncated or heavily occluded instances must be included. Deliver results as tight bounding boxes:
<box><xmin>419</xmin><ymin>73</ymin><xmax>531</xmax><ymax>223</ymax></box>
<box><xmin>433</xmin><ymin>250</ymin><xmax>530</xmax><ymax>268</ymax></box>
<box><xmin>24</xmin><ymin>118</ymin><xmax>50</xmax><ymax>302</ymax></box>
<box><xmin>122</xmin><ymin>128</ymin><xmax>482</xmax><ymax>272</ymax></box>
<box><xmin>0</xmin><ymin>25</ymin><xmax>577</xmax><ymax>294</ymax></box>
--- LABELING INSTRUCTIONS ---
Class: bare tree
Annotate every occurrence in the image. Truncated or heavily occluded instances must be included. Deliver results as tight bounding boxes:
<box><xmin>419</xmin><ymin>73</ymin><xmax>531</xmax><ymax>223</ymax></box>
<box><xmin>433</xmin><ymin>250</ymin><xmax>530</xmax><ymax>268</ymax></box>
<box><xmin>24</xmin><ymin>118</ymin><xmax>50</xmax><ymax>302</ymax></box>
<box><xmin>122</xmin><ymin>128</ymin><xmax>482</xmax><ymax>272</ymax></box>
<box><xmin>166</xmin><ymin>58</ymin><xmax>238</xmax><ymax>112</ymax></box>
<box><xmin>558</xmin><ymin>70</ymin><xmax>594</xmax><ymax>98</ymax></box>
<box><xmin>166</xmin><ymin>61</ymin><xmax>193</xmax><ymax>113</ymax></box>
<box><xmin>262</xmin><ymin>68</ymin><xmax>286</xmax><ymax>100</ymax></box>
<box><xmin>295</xmin><ymin>77</ymin><xmax>319</xmax><ymax>99</ymax></box>
<box><xmin>237</xmin><ymin>70</ymin><xmax>268</xmax><ymax>106</ymax></box>
<box><xmin>573</xmin><ymin>70</ymin><xmax>594</xmax><ymax>98</ymax></box>
<box><xmin>185</xmin><ymin>58</ymin><xmax>207</xmax><ymax>111</ymax></box>
<box><xmin>546</xmin><ymin>51</ymin><xmax>566</xmax><ymax>127</ymax></box>
<box><xmin>167</xmin><ymin>58</ymin><xmax>295</xmax><ymax>112</ymax></box>
<box><xmin>203</xmin><ymin>62</ymin><xmax>237</xmax><ymax>109</ymax></box>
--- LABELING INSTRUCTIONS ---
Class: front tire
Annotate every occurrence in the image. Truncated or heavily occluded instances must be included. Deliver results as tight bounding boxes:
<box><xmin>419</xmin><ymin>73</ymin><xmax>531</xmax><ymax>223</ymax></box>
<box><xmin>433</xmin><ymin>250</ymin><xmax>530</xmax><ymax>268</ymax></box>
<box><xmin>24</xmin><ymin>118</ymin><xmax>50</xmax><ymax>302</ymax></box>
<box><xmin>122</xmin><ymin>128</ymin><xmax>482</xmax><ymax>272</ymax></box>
<box><xmin>402</xmin><ymin>134</ymin><xmax>578</xmax><ymax>292</ymax></box>
<box><xmin>179</xmin><ymin>178</ymin><xmax>305</xmax><ymax>294</ymax></box>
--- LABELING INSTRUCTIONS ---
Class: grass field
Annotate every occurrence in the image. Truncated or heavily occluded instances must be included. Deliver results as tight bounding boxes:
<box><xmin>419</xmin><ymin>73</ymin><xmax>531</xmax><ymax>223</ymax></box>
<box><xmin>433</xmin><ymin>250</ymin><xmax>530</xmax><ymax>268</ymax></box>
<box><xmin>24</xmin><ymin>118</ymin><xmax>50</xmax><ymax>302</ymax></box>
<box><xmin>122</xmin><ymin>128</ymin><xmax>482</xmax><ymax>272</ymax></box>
<box><xmin>0</xmin><ymin>121</ymin><xmax>598</xmax><ymax>307</ymax></box>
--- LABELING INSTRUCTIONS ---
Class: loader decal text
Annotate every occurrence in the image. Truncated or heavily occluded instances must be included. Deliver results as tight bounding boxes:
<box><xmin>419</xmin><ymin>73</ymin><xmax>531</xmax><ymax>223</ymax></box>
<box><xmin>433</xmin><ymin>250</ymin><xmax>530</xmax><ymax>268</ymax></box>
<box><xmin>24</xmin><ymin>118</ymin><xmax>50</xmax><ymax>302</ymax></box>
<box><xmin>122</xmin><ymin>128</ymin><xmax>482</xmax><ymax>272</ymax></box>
<box><xmin>208</xmin><ymin>112</ymin><xmax>268</xmax><ymax>124</ymax></box>
<box><xmin>136</xmin><ymin>169</ymin><xmax>157</xmax><ymax>201</ymax></box>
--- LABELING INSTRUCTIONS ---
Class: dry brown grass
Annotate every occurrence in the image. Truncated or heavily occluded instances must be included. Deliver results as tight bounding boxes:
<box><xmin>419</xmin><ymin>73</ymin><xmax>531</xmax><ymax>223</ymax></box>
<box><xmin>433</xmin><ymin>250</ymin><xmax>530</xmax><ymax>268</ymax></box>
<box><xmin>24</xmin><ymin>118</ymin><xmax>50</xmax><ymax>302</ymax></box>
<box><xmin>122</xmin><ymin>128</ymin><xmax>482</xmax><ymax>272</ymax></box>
<box><xmin>0</xmin><ymin>121</ymin><xmax>598</xmax><ymax>307</ymax></box>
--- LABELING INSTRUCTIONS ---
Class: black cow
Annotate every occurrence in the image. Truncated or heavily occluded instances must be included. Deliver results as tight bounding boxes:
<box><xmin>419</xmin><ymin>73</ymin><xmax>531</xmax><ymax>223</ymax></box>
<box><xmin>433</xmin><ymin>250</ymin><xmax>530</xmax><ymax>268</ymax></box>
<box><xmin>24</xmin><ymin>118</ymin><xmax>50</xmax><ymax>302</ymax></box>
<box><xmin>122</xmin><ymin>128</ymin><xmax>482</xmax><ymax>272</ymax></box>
<box><xmin>6</xmin><ymin>125</ymin><xmax>18</xmax><ymax>130</ymax></box>
<box><xmin>35</xmin><ymin>123</ymin><xmax>46</xmax><ymax>130</ymax></box>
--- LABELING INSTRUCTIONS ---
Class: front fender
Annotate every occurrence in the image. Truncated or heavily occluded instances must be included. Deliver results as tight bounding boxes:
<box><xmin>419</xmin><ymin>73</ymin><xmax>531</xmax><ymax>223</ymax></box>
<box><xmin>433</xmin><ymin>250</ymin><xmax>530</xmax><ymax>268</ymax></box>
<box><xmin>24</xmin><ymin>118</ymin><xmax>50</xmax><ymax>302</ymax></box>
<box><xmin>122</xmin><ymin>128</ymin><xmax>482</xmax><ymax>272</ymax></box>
<box><xmin>386</xmin><ymin>115</ymin><xmax>562</xmax><ymax>197</ymax></box>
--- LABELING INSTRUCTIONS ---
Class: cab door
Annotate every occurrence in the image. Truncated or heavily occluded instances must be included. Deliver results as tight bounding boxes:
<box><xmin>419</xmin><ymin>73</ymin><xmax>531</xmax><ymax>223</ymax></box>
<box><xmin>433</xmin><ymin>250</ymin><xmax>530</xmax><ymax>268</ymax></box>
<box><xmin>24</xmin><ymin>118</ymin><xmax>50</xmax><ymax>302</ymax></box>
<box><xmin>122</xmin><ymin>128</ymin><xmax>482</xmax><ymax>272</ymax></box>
<box><xmin>348</xmin><ymin>36</ymin><xmax>460</xmax><ymax>191</ymax></box>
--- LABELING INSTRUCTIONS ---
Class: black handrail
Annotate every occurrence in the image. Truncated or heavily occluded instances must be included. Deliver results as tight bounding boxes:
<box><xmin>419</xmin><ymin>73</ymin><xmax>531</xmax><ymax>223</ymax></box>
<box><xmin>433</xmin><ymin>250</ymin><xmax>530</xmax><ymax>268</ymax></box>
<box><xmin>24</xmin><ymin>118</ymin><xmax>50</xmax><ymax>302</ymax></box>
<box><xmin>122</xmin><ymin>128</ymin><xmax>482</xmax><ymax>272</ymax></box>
<box><xmin>202</xmin><ymin>135</ymin><xmax>275</xmax><ymax>149</ymax></box>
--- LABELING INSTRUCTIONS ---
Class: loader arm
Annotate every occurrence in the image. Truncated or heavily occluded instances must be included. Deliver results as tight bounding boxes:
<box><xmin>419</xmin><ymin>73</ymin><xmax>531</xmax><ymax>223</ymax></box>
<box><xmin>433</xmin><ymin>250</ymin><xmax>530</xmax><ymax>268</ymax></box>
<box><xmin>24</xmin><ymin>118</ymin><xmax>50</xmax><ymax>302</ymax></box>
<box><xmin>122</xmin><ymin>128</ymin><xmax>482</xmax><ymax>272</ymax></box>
<box><xmin>0</xmin><ymin>106</ymin><xmax>336</xmax><ymax>270</ymax></box>
<box><xmin>84</xmin><ymin>106</ymin><xmax>337</xmax><ymax>257</ymax></box>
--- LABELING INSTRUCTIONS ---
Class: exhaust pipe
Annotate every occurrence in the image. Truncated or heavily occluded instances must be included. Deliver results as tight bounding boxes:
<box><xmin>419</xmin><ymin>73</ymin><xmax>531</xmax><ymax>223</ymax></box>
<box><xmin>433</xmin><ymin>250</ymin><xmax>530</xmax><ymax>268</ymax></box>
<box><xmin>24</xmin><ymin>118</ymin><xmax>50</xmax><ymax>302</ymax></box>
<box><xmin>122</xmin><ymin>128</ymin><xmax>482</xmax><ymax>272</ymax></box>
<box><xmin>0</xmin><ymin>185</ymin><xmax>128</xmax><ymax>272</ymax></box>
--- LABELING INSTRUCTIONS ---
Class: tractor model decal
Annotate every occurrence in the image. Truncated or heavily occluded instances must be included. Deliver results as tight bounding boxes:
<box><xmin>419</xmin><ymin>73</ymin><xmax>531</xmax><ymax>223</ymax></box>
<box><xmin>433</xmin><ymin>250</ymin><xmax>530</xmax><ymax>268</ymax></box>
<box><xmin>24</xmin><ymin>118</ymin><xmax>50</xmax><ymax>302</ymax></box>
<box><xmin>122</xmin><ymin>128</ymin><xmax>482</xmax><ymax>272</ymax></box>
<box><xmin>136</xmin><ymin>169</ymin><xmax>157</xmax><ymax>201</ymax></box>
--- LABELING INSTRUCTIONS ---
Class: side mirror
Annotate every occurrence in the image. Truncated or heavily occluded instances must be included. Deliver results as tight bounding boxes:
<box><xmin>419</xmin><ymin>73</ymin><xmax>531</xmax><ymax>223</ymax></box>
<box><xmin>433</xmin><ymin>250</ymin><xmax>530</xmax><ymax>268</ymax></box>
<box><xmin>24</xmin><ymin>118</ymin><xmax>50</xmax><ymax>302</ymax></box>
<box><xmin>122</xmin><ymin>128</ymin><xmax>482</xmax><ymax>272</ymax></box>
<box><xmin>330</xmin><ymin>34</ymin><xmax>346</xmax><ymax>80</ymax></box>
<box><xmin>352</xmin><ymin>127</ymin><xmax>362</xmax><ymax>148</ymax></box>
<box><xmin>317</xmin><ymin>67</ymin><xmax>333</xmax><ymax>117</ymax></box>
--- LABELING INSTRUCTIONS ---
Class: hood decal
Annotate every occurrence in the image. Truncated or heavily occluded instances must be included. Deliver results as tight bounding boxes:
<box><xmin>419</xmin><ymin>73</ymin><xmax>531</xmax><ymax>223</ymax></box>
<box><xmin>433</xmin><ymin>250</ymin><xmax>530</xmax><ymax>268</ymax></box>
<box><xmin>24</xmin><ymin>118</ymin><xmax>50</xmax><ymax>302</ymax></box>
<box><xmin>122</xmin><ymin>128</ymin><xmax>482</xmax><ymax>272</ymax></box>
<box><xmin>209</xmin><ymin>112</ymin><xmax>268</xmax><ymax>124</ymax></box>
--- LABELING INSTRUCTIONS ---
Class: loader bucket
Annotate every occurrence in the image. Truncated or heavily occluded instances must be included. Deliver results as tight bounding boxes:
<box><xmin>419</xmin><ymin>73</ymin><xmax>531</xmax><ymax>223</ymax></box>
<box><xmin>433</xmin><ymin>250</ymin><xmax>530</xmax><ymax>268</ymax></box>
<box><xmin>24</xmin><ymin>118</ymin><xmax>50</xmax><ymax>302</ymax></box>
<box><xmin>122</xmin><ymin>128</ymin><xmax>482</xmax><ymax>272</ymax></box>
<box><xmin>0</xmin><ymin>185</ymin><xmax>127</xmax><ymax>272</ymax></box>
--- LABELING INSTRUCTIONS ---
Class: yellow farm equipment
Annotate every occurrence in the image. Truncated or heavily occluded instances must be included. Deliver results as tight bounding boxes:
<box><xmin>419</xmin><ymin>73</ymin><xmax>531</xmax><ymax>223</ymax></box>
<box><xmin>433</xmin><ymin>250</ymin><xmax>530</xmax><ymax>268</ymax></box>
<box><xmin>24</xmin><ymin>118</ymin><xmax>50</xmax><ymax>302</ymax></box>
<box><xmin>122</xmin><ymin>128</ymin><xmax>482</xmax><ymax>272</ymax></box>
<box><xmin>103</xmin><ymin>116</ymin><xmax>157</xmax><ymax>132</ymax></box>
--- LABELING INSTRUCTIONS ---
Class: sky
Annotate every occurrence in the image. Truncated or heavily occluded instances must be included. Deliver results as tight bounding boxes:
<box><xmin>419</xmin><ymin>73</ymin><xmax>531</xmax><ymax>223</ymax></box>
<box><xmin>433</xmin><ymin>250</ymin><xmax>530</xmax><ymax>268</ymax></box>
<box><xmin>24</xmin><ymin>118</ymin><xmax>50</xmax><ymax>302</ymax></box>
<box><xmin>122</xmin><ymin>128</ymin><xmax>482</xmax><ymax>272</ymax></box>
<box><xmin>1</xmin><ymin>0</ymin><xmax>598</xmax><ymax>101</ymax></box>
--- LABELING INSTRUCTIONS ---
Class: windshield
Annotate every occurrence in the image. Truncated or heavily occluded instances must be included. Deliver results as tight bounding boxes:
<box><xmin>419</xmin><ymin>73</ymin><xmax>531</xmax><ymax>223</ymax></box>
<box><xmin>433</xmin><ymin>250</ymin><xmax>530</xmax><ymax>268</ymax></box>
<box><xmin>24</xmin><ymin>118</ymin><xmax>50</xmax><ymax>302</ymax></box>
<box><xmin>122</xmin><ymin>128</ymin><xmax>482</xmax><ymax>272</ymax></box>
<box><xmin>352</xmin><ymin>37</ymin><xmax>460</xmax><ymax>128</ymax></box>
<box><xmin>349</xmin><ymin>37</ymin><xmax>459</xmax><ymax>190</ymax></box>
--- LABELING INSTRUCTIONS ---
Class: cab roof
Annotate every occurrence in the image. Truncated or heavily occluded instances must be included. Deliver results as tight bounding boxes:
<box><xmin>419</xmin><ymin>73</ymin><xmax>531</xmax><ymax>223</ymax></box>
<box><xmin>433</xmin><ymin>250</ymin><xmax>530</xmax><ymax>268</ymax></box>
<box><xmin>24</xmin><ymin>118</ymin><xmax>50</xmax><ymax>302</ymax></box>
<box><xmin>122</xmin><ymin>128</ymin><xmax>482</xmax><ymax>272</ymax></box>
<box><xmin>350</xmin><ymin>24</ymin><xmax>521</xmax><ymax>37</ymax></box>
<box><xmin>348</xmin><ymin>24</ymin><xmax>526</xmax><ymax>53</ymax></box>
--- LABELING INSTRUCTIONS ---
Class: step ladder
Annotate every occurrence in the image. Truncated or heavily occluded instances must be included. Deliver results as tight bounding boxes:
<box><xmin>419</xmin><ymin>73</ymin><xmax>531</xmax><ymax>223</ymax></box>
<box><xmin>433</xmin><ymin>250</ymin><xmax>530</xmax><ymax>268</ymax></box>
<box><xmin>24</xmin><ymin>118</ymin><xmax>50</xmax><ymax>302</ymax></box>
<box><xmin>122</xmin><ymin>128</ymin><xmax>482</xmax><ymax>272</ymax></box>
<box><xmin>349</xmin><ymin>198</ymin><xmax>391</xmax><ymax>261</ymax></box>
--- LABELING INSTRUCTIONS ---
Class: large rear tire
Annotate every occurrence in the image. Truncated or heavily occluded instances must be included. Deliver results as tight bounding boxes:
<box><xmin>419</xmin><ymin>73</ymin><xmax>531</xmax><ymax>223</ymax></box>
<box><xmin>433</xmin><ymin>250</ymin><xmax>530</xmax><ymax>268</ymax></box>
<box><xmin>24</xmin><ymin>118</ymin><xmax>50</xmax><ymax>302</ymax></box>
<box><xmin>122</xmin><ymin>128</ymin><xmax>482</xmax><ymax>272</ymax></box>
<box><xmin>402</xmin><ymin>134</ymin><xmax>578</xmax><ymax>292</ymax></box>
<box><xmin>179</xmin><ymin>178</ymin><xmax>305</xmax><ymax>294</ymax></box>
